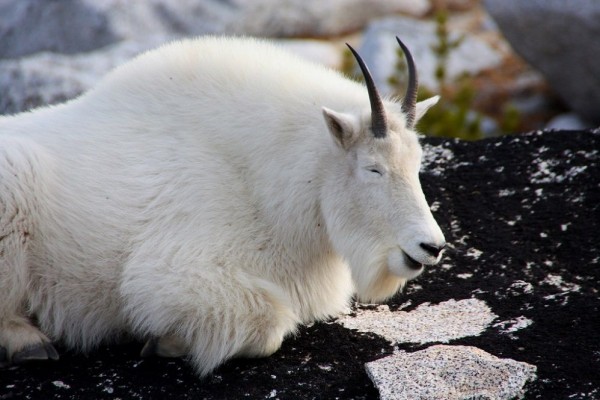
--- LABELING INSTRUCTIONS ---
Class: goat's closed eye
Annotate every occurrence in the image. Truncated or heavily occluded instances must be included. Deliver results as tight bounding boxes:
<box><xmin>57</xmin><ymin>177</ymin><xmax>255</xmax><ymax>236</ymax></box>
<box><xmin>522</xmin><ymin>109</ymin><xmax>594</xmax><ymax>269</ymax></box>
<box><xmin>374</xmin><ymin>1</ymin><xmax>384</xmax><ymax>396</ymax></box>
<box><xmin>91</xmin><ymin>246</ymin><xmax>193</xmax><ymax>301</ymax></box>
<box><xmin>368</xmin><ymin>167</ymin><xmax>383</xmax><ymax>176</ymax></box>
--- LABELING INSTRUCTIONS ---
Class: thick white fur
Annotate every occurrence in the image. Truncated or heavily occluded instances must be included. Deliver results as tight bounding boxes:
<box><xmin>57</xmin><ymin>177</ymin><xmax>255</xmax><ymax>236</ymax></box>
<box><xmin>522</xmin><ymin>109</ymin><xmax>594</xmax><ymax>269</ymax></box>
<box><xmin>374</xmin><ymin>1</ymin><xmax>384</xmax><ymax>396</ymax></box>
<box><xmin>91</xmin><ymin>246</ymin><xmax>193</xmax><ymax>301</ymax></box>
<box><xmin>0</xmin><ymin>36</ymin><xmax>444</xmax><ymax>375</ymax></box>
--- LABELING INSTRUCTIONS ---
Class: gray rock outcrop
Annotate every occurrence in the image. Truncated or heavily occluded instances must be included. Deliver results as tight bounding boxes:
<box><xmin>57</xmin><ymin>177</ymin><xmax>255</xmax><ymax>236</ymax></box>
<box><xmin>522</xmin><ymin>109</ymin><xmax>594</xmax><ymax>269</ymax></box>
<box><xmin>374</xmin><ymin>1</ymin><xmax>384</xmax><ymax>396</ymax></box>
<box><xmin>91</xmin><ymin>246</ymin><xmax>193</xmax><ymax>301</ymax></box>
<box><xmin>0</xmin><ymin>0</ymin><xmax>429</xmax><ymax>60</ymax></box>
<box><xmin>0</xmin><ymin>0</ymin><xmax>117</xmax><ymax>59</ymax></box>
<box><xmin>0</xmin><ymin>37</ymin><xmax>342</xmax><ymax>115</ymax></box>
<box><xmin>484</xmin><ymin>0</ymin><xmax>600</xmax><ymax>124</ymax></box>
<box><xmin>0</xmin><ymin>38</ymin><xmax>169</xmax><ymax>115</ymax></box>
<box><xmin>359</xmin><ymin>16</ymin><xmax>502</xmax><ymax>94</ymax></box>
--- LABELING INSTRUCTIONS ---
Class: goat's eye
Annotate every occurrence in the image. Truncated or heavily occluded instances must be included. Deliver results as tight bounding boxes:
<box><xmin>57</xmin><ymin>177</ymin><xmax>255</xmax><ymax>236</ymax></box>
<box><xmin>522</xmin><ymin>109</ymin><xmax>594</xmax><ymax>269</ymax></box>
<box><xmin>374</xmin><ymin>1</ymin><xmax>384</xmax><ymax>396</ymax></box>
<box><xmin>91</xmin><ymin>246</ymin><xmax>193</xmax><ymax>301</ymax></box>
<box><xmin>368</xmin><ymin>167</ymin><xmax>383</xmax><ymax>176</ymax></box>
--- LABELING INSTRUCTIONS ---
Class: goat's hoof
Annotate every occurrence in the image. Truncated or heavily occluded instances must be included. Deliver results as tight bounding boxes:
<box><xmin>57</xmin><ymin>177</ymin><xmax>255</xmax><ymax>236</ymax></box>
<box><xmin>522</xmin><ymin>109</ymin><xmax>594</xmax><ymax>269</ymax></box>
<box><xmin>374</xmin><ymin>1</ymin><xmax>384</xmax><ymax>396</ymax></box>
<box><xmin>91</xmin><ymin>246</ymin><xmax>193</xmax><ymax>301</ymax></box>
<box><xmin>141</xmin><ymin>336</ymin><xmax>187</xmax><ymax>358</ymax></box>
<box><xmin>12</xmin><ymin>341</ymin><xmax>59</xmax><ymax>364</ymax></box>
<box><xmin>140</xmin><ymin>337</ymin><xmax>159</xmax><ymax>358</ymax></box>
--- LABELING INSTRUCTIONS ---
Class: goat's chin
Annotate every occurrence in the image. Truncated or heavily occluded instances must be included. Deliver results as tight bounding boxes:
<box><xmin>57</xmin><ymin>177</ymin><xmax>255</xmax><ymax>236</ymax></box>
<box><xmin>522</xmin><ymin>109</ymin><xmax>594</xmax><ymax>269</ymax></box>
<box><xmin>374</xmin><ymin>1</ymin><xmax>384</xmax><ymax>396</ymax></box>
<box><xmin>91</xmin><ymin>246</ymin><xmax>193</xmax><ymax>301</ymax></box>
<box><xmin>354</xmin><ymin>266</ymin><xmax>406</xmax><ymax>304</ymax></box>
<box><xmin>387</xmin><ymin>249</ymin><xmax>425</xmax><ymax>281</ymax></box>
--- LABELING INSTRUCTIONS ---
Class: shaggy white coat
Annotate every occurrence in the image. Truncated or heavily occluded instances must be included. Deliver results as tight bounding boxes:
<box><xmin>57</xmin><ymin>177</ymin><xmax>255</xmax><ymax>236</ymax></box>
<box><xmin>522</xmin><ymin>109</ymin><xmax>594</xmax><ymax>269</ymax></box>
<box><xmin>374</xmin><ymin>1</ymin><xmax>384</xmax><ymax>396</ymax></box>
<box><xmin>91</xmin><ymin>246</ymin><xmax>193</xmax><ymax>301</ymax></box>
<box><xmin>0</xmin><ymin>37</ymin><xmax>444</xmax><ymax>375</ymax></box>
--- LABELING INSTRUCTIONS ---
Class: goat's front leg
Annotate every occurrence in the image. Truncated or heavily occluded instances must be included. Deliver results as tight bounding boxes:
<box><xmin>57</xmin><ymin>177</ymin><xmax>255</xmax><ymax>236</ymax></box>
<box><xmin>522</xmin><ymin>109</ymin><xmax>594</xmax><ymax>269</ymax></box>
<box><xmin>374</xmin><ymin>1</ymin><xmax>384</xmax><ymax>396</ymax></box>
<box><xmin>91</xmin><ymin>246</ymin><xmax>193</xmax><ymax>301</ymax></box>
<box><xmin>121</xmin><ymin>254</ymin><xmax>299</xmax><ymax>376</ymax></box>
<box><xmin>0</xmin><ymin>315</ymin><xmax>59</xmax><ymax>367</ymax></box>
<box><xmin>141</xmin><ymin>334</ymin><xmax>188</xmax><ymax>358</ymax></box>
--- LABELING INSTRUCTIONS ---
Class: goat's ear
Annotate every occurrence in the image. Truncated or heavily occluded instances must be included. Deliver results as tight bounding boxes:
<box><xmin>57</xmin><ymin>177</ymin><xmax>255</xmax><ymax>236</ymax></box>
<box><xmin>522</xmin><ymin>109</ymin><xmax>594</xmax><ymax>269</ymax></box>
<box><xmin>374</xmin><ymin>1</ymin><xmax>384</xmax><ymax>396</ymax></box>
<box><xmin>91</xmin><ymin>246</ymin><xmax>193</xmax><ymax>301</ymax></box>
<box><xmin>322</xmin><ymin>107</ymin><xmax>359</xmax><ymax>149</ymax></box>
<box><xmin>414</xmin><ymin>95</ymin><xmax>440</xmax><ymax>124</ymax></box>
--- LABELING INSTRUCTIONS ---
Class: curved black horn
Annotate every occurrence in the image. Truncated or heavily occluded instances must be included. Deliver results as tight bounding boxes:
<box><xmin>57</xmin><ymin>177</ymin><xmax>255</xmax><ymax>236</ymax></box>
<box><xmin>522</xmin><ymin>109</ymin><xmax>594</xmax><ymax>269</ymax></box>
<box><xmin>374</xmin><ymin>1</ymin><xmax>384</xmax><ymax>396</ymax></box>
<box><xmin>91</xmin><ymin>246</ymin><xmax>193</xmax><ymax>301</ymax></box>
<box><xmin>396</xmin><ymin>37</ymin><xmax>418</xmax><ymax>128</ymax></box>
<box><xmin>346</xmin><ymin>44</ymin><xmax>387</xmax><ymax>138</ymax></box>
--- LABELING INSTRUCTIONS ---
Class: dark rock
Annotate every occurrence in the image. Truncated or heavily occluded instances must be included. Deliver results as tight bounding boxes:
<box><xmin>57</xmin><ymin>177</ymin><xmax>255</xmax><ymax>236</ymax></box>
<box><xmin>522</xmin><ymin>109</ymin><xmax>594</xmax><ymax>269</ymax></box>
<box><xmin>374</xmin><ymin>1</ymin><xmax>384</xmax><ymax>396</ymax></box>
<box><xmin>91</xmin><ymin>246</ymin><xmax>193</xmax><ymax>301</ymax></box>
<box><xmin>0</xmin><ymin>130</ymin><xmax>598</xmax><ymax>399</ymax></box>
<box><xmin>484</xmin><ymin>0</ymin><xmax>600</xmax><ymax>124</ymax></box>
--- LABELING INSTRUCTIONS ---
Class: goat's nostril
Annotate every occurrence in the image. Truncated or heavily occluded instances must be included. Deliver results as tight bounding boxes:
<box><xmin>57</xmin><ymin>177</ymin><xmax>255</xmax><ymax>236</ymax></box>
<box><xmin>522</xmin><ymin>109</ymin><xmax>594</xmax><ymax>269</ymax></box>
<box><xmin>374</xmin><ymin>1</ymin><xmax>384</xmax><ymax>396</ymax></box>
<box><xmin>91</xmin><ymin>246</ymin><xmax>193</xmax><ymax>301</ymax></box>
<box><xmin>420</xmin><ymin>242</ymin><xmax>445</xmax><ymax>258</ymax></box>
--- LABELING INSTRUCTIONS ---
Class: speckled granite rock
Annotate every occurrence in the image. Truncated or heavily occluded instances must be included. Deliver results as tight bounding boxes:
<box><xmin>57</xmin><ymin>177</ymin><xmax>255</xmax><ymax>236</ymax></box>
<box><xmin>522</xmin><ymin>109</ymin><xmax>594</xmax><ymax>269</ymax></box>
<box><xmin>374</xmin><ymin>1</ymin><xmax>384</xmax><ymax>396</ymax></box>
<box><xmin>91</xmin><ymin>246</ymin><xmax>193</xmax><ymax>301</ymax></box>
<box><xmin>0</xmin><ymin>129</ymin><xmax>598</xmax><ymax>399</ymax></box>
<box><xmin>338</xmin><ymin>299</ymin><xmax>498</xmax><ymax>345</ymax></box>
<box><xmin>366</xmin><ymin>345</ymin><xmax>536</xmax><ymax>400</ymax></box>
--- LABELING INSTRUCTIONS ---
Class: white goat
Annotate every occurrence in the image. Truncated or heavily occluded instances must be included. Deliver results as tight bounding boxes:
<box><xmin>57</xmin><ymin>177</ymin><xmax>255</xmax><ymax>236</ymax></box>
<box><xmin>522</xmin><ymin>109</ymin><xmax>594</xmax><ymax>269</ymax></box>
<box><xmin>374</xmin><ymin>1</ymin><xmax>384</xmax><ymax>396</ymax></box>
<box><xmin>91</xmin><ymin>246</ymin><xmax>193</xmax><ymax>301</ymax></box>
<box><xmin>0</xmin><ymin>36</ymin><xmax>445</xmax><ymax>375</ymax></box>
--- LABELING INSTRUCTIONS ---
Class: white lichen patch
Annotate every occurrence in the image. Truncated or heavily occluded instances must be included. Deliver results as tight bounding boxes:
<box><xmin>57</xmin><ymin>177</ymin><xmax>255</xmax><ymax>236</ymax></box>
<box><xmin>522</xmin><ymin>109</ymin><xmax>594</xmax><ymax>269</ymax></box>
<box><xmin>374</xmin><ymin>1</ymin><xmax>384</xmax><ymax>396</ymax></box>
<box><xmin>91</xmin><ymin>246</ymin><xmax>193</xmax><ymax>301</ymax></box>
<box><xmin>494</xmin><ymin>316</ymin><xmax>534</xmax><ymax>334</ymax></box>
<box><xmin>541</xmin><ymin>274</ymin><xmax>582</xmax><ymax>304</ymax></box>
<box><xmin>530</xmin><ymin>158</ymin><xmax>588</xmax><ymax>184</ymax></box>
<box><xmin>498</xmin><ymin>189</ymin><xmax>516</xmax><ymax>197</ymax></box>
<box><xmin>465</xmin><ymin>247</ymin><xmax>483</xmax><ymax>259</ymax></box>
<box><xmin>52</xmin><ymin>381</ymin><xmax>71</xmax><ymax>389</ymax></box>
<box><xmin>509</xmin><ymin>280</ymin><xmax>534</xmax><ymax>295</ymax></box>
<box><xmin>366</xmin><ymin>345</ymin><xmax>537</xmax><ymax>400</ymax></box>
<box><xmin>530</xmin><ymin>159</ymin><xmax>558</xmax><ymax>183</ymax></box>
<box><xmin>421</xmin><ymin>144</ymin><xmax>455</xmax><ymax>176</ymax></box>
<box><xmin>317</xmin><ymin>364</ymin><xmax>333</xmax><ymax>371</ymax></box>
<box><xmin>542</xmin><ymin>274</ymin><xmax>581</xmax><ymax>292</ymax></box>
<box><xmin>338</xmin><ymin>299</ymin><xmax>497</xmax><ymax>345</ymax></box>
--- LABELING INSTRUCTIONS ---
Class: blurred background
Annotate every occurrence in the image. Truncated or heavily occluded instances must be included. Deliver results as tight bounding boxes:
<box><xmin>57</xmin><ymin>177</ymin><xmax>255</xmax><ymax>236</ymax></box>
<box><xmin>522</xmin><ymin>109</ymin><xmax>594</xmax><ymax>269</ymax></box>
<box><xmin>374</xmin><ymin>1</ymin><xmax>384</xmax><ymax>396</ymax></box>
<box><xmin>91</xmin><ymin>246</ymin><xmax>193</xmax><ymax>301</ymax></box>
<box><xmin>1</xmin><ymin>0</ymin><xmax>598</xmax><ymax>139</ymax></box>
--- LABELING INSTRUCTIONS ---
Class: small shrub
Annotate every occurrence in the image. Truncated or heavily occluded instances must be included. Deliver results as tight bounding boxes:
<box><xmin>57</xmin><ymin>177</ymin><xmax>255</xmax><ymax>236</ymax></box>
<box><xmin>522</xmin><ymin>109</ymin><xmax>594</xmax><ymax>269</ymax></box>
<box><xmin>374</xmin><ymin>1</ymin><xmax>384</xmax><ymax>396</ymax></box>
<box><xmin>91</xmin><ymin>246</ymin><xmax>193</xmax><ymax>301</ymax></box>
<box><xmin>391</xmin><ymin>10</ymin><xmax>520</xmax><ymax>140</ymax></box>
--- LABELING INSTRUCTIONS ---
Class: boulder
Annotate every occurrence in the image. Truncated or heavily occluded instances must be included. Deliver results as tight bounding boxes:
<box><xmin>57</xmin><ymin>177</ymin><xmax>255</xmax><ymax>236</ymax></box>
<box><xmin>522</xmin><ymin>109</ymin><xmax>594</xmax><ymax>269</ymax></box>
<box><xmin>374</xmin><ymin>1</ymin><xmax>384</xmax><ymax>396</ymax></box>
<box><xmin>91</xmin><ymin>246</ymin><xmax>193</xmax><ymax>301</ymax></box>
<box><xmin>484</xmin><ymin>0</ymin><xmax>600</xmax><ymax>124</ymax></box>
<box><xmin>0</xmin><ymin>0</ymin><xmax>117</xmax><ymax>59</ymax></box>
<box><xmin>359</xmin><ymin>16</ymin><xmax>503</xmax><ymax>94</ymax></box>
<box><xmin>366</xmin><ymin>345</ymin><xmax>537</xmax><ymax>400</ymax></box>
<box><xmin>0</xmin><ymin>0</ymin><xmax>430</xmax><ymax>60</ymax></box>
<box><xmin>546</xmin><ymin>113</ymin><xmax>593</xmax><ymax>131</ymax></box>
<box><xmin>0</xmin><ymin>37</ymin><xmax>171</xmax><ymax>115</ymax></box>
<box><xmin>0</xmin><ymin>38</ymin><xmax>341</xmax><ymax>115</ymax></box>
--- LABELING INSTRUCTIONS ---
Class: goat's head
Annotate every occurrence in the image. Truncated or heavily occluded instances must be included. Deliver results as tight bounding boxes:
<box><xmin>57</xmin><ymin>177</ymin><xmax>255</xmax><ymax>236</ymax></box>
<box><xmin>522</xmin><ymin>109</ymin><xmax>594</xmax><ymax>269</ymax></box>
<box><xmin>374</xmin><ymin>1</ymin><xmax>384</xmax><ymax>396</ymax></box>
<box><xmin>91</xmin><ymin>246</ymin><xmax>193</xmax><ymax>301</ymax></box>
<box><xmin>320</xmin><ymin>37</ymin><xmax>445</xmax><ymax>302</ymax></box>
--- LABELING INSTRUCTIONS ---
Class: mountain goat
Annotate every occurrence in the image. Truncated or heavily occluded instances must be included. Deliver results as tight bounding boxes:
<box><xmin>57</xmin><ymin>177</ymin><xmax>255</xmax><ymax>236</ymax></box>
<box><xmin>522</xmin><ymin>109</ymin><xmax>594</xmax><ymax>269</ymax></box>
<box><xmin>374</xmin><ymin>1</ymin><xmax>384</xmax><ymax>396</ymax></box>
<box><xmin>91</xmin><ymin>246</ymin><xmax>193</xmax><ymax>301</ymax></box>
<box><xmin>0</xmin><ymin>36</ymin><xmax>445</xmax><ymax>375</ymax></box>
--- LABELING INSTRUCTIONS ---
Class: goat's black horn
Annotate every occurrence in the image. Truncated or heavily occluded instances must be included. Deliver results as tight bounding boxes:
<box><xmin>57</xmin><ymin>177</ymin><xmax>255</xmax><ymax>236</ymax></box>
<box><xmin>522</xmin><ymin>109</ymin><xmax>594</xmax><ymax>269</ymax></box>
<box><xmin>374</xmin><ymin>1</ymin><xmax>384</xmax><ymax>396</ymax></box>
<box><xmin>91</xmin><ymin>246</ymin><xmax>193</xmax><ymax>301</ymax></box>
<box><xmin>346</xmin><ymin>43</ymin><xmax>387</xmax><ymax>138</ymax></box>
<box><xmin>396</xmin><ymin>37</ymin><xmax>418</xmax><ymax>129</ymax></box>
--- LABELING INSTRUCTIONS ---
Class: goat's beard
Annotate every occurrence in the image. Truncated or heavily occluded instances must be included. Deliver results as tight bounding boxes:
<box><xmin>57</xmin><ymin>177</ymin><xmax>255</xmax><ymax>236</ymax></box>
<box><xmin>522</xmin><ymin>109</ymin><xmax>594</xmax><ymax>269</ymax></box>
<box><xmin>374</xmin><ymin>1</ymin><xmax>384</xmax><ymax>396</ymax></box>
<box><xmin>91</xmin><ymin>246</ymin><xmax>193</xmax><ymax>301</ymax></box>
<box><xmin>342</xmin><ymin>240</ymin><xmax>406</xmax><ymax>303</ymax></box>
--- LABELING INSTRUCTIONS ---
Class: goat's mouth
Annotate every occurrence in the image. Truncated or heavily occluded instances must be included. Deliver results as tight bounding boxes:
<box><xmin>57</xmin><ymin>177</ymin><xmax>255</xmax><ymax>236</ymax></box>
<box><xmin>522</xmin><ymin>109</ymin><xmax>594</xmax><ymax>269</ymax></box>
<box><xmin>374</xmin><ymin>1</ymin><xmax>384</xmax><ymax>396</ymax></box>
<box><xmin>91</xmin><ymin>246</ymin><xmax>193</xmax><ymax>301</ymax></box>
<box><xmin>403</xmin><ymin>251</ymin><xmax>424</xmax><ymax>270</ymax></box>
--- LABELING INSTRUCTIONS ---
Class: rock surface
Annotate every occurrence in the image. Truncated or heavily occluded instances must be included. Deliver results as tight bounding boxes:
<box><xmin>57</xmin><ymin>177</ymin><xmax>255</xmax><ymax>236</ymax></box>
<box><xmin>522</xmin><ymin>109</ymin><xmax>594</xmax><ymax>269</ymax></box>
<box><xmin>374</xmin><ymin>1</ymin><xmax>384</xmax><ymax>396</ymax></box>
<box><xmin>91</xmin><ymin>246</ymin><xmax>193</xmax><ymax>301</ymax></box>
<box><xmin>1</xmin><ymin>129</ymin><xmax>598</xmax><ymax>399</ymax></box>
<box><xmin>484</xmin><ymin>0</ymin><xmax>600</xmax><ymax>124</ymax></box>
<box><xmin>366</xmin><ymin>345</ymin><xmax>537</xmax><ymax>400</ymax></box>
<box><xmin>0</xmin><ymin>37</ymin><xmax>341</xmax><ymax>115</ymax></box>
<box><xmin>0</xmin><ymin>0</ymin><xmax>428</xmax><ymax>59</ymax></box>
<box><xmin>359</xmin><ymin>16</ymin><xmax>503</xmax><ymax>93</ymax></box>
<box><xmin>0</xmin><ymin>38</ymin><xmax>169</xmax><ymax>115</ymax></box>
<box><xmin>338</xmin><ymin>299</ymin><xmax>498</xmax><ymax>345</ymax></box>
<box><xmin>0</xmin><ymin>0</ymin><xmax>117</xmax><ymax>59</ymax></box>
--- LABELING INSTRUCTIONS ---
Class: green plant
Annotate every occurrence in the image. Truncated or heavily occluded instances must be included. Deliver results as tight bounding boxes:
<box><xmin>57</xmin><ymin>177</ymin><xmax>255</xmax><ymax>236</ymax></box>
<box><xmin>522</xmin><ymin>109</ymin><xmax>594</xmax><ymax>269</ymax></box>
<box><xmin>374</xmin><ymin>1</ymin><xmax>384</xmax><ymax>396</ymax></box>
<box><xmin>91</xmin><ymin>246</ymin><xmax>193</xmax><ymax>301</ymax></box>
<box><xmin>389</xmin><ymin>10</ymin><xmax>520</xmax><ymax>140</ymax></box>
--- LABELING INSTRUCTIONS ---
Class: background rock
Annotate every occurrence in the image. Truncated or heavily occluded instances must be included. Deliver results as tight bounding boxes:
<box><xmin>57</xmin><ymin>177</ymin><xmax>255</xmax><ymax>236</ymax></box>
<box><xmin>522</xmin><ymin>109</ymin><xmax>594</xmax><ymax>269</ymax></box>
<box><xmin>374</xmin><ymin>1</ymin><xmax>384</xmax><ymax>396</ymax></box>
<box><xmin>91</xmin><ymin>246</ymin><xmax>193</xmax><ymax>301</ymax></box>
<box><xmin>0</xmin><ymin>37</ymin><xmax>170</xmax><ymax>115</ymax></box>
<box><xmin>94</xmin><ymin>0</ymin><xmax>430</xmax><ymax>39</ymax></box>
<box><xmin>366</xmin><ymin>345</ymin><xmax>537</xmax><ymax>400</ymax></box>
<box><xmin>0</xmin><ymin>0</ymin><xmax>117</xmax><ymax>59</ymax></box>
<box><xmin>484</xmin><ymin>0</ymin><xmax>600</xmax><ymax>124</ymax></box>
<box><xmin>546</xmin><ymin>113</ymin><xmax>593</xmax><ymax>131</ymax></box>
<box><xmin>0</xmin><ymin>37</ymin><xmax>341</xmax><ymax>115</ymax></box>
<box><xmin>0</xmin><ymin>0</ymin><xmax>429</xmax><ymax>60</ymax></box>
<box><xmin>359</xmin><ymin>16</ymin><xmax>502</xmax><ymax>94</ymax></box>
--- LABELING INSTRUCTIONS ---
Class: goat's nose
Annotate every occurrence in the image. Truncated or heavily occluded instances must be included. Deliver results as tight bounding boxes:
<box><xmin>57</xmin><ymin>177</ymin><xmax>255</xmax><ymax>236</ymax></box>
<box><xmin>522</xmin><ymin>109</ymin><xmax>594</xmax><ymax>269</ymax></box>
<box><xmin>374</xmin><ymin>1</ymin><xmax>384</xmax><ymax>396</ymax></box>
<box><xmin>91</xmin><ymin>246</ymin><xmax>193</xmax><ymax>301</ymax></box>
<box><xmin>420</xmin><ymin>242</ymin><xmax>446</xmax><ymax>258</ymax></box>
